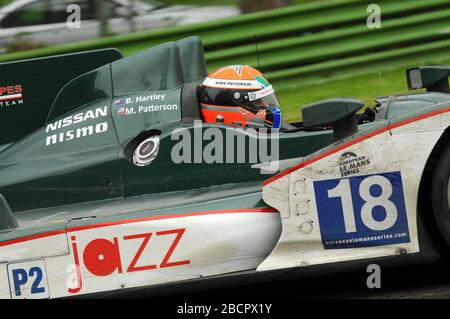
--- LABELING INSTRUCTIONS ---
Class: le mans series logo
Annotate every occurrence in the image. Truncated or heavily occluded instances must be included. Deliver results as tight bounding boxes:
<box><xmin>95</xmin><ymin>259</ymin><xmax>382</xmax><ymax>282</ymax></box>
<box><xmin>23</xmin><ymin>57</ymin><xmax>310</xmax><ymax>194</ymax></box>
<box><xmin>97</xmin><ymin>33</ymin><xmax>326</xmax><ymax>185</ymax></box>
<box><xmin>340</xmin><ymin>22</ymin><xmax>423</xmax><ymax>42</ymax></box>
<box><xmin>338</xmin><ymin>152</ymin><xmax>371</xmax><ymax>177</ymax></box>
<box><xmin>0</xmin><ymin>84</ymin><xmax>24</xmax><ymax>107</ymax></box>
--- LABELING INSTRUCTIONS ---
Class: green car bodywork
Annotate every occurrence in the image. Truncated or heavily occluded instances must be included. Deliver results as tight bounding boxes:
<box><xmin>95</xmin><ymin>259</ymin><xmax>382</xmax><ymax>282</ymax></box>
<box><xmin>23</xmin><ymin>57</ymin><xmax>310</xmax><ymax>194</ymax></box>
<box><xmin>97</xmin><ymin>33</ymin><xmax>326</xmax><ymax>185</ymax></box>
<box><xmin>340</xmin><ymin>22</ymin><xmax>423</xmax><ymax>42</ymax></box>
<box><xmin>0</xmin><ymin>36</ymin><xmax>447</xmax><ymax>242</ymax></box>
<box><xmin>0</xmin><ymin>37</ymin><xmax>335</xmax><ymax>214</ymax></box>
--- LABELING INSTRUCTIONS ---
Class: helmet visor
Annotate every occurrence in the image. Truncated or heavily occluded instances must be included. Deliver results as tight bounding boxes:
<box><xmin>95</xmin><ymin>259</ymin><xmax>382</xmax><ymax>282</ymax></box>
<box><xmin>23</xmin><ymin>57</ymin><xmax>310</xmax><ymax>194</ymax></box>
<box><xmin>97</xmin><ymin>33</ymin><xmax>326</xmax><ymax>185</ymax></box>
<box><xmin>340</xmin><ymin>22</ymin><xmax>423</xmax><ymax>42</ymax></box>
<box><xmin>242</xmin><ymin>85</ymin><xmax>281</xmax><ymax>112</ymax></box>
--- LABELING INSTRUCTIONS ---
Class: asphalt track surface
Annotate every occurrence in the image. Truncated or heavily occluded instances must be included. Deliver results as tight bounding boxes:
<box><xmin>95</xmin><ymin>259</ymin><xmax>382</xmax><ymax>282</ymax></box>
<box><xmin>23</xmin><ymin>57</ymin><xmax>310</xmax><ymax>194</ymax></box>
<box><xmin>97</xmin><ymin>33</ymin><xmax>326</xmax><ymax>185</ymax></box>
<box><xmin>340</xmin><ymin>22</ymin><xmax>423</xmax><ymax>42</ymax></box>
<box><xmin>132</xmin><ymin>260</ymin><xmax>450</xmax><ymax>300</ymax></box>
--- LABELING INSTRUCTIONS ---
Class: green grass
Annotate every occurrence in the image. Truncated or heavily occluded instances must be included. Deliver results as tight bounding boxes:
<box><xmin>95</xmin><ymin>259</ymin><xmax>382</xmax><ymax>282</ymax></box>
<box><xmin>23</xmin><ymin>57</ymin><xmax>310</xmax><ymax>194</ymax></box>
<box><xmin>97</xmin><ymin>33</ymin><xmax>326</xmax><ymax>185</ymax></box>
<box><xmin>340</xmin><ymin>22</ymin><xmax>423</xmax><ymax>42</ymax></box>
<box><xmin>206</xmin><ymin>11</ymin><xmax>450</xmax><ymax>72</ymax></box>
<box><xmin>276</xmin><ymin>58</ymin><xmax>450</xmax><ymax>123</ymax></box>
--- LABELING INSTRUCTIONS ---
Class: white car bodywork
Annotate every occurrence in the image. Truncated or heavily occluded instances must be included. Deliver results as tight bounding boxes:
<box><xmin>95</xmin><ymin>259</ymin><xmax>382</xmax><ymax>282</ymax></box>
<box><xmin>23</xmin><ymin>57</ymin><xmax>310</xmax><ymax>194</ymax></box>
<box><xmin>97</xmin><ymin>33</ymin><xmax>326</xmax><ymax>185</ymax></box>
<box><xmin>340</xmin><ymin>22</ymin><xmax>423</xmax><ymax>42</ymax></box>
<box><xmin>259</xmin><ymin>106</ymin><xmax>450</xmax><ymax>271</ymax></box>
<box><xmin>0</xmin><ymin>208</ymin><xmax>280</xmax><ymax>298</ymax></box>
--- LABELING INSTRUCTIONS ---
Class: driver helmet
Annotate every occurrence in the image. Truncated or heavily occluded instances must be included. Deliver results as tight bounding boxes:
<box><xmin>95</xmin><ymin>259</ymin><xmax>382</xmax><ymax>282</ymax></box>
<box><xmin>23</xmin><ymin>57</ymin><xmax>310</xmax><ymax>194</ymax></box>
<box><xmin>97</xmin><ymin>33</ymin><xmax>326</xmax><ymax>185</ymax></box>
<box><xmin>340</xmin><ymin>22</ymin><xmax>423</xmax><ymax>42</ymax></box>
<box><xmin>197</xmin><ymin>65</ymin><xmax>282</xmax><ymax>129</ymax></box>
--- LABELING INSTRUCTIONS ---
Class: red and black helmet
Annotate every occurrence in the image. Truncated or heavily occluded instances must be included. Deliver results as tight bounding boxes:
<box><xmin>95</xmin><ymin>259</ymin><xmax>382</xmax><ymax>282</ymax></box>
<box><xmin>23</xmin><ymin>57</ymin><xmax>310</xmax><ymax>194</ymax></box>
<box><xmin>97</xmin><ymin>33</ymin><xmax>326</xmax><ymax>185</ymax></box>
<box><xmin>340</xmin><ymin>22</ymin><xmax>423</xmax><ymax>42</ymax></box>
<box><xmin>197</xmin><ymin>65</ymin><xmax>282</xmax><ymax>129</ymax></box>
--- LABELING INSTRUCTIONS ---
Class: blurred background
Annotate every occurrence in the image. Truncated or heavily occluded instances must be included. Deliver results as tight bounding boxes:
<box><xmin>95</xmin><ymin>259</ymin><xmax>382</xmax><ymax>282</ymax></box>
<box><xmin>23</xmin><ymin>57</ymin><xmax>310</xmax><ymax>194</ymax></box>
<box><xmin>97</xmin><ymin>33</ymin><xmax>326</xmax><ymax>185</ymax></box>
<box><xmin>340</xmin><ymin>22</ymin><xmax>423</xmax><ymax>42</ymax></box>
<box><xmin>0</xmin><ymin>0</ymin><xmax>448</xmax><ymax>122</ymax></box>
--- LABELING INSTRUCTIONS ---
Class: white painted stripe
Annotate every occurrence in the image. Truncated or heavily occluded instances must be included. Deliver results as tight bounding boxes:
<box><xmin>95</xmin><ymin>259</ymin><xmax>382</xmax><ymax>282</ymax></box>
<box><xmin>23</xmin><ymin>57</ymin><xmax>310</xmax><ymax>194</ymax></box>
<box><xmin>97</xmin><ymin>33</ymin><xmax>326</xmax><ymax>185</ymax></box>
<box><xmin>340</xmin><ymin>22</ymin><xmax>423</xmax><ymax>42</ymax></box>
<box><xmin>203</xmin><ymin>77</ymin><xmax>263</xmax><ymax>89</ymax></box>
<box><xmin>0</xmin><ymin>94</ymin><xmax>22</xmax><ymax>101</ymax></box>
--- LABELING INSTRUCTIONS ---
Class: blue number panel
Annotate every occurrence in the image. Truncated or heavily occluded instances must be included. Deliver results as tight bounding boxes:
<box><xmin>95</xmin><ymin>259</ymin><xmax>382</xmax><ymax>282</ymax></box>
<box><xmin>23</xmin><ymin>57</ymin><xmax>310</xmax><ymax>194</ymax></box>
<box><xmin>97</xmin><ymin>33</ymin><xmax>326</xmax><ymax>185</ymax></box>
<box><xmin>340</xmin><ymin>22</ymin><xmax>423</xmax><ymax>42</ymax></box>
<box><xmin>314</xmin><ymin>171</ymin><xmax>410</xmax><ymax>249</ymax></box>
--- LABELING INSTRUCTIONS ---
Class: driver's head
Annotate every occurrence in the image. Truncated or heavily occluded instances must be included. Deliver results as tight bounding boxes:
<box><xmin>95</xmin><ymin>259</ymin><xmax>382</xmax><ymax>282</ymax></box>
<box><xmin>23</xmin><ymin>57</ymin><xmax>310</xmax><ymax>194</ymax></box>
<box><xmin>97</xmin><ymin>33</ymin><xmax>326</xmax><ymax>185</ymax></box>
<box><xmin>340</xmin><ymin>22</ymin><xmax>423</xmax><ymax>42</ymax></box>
<box><xmin>197</xmin><ymin>65</ymin><xmax>282</xmax><ymax>129</ymax></box>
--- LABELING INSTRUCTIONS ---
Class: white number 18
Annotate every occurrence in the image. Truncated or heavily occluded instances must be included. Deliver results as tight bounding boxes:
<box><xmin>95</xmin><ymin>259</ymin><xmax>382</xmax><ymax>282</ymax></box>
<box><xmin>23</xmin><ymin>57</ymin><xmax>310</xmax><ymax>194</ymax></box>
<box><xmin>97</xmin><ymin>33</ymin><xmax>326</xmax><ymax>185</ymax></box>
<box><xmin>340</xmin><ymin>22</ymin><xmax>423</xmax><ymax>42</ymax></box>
<box><xmin>327</xmin><ymin>175</ymin><xmax>398</xmax><ymax>233</ymax></box>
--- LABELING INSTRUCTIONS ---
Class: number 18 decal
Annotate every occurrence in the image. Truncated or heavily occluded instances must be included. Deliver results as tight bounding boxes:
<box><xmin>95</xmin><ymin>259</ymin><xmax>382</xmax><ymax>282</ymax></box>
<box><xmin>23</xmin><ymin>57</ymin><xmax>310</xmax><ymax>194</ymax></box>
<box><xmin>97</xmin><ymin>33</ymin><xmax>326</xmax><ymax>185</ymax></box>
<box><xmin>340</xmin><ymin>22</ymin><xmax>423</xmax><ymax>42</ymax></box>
<box><xmin>314</xmin><ymin>171</ymin><xmax>410</xmax><ymax>249</ymax></box>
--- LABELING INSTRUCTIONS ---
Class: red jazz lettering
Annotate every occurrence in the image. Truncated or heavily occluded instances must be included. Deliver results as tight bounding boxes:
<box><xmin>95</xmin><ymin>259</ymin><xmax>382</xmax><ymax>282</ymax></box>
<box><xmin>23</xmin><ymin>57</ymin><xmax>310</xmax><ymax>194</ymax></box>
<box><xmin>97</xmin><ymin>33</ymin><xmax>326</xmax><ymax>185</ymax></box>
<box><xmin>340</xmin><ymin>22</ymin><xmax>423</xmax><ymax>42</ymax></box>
<box><xmin>82</xmin><ymin>237</ymin><xmax>122</xmax><ymax>276</ymax></box>
<box><xmin>157</xmin><ymin>228</ymin><xmax>190</xmax><ymax>268</ymax></box>
<box><xmin>68</xmin><ymin>227</ymin><xmax>190</xmax><ymax>294</ymax></box>
<box><xmin>68</xmin><ymin>236</ymin><xmax>83</xmax><ymax>294</ymax></box>
<box><xmin>123</xmin><ymin>232</ymin><xmax>157</xmax><ymax>272</ymax></box>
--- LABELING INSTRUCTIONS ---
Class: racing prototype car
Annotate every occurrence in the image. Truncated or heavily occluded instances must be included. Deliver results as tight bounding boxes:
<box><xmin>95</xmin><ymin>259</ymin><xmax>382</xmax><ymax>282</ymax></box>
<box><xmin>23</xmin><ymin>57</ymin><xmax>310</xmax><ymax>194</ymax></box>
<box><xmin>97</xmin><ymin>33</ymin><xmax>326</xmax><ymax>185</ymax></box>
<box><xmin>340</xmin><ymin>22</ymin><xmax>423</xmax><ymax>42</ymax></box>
<box><xmin>0</xmin><ymin>36</ymin><xmax>448</xmax><ymax>298</ymax></box>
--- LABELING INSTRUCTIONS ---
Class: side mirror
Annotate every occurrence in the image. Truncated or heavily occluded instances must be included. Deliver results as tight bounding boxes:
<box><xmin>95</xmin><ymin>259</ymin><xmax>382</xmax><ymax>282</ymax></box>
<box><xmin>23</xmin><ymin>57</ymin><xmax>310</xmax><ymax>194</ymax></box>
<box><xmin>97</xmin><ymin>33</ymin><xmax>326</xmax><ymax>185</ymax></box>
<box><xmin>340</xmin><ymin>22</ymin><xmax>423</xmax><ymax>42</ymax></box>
<box><xmin>302</xmin><ymin>98</ymin><xmax>364</xmax><ymax>141</ymax></box>
<box><xmin>406</xmin><ymin>65</ymin><xmax>450</xmax><ymax>93</ymax></box>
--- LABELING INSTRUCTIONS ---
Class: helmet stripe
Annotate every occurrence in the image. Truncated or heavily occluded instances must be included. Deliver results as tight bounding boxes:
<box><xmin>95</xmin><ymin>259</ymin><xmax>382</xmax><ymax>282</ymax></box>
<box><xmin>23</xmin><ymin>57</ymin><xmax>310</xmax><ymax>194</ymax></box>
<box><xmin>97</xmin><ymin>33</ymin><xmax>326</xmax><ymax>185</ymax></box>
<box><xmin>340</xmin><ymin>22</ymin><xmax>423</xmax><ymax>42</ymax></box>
<box><xmin>200</xmin><ymin>103</ymin><xmax>241</xmax><ymax>112</ymax></box>
<box><xmin>202</xmin><ymin>77</ymin><xmax>262</xmax><ymax>90</ymax></box>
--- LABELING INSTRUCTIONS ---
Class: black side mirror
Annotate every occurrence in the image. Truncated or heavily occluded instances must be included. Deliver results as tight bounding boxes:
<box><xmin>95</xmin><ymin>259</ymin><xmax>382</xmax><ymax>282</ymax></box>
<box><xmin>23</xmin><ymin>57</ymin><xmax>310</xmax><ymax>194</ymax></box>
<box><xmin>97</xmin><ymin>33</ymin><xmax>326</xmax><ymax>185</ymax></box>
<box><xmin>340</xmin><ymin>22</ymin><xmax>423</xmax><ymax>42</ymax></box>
<box><xmin>406</xmin><ymin>65</ymin><xmax>450</xmax><ymax>93</ymax></box>
<box><xmin>302</xmin><ymin>98</ymin><xmax>364</xmax><ymax>141</ymax></box>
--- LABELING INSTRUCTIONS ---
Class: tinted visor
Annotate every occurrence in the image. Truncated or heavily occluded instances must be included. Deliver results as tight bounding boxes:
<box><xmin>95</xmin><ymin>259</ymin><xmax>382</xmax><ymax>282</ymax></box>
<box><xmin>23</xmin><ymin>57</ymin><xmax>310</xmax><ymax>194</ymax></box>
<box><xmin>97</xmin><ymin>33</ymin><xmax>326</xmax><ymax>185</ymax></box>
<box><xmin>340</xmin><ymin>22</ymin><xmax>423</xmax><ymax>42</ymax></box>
<box><xmin>242</xmin><ymin>86</ymin><xmax>280</xmax><ymax>113</ymax></box>
<box><xmin>197</xmin><ymin>85</ymin><xmax>281</xmax><ymax>114</ymax></box>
